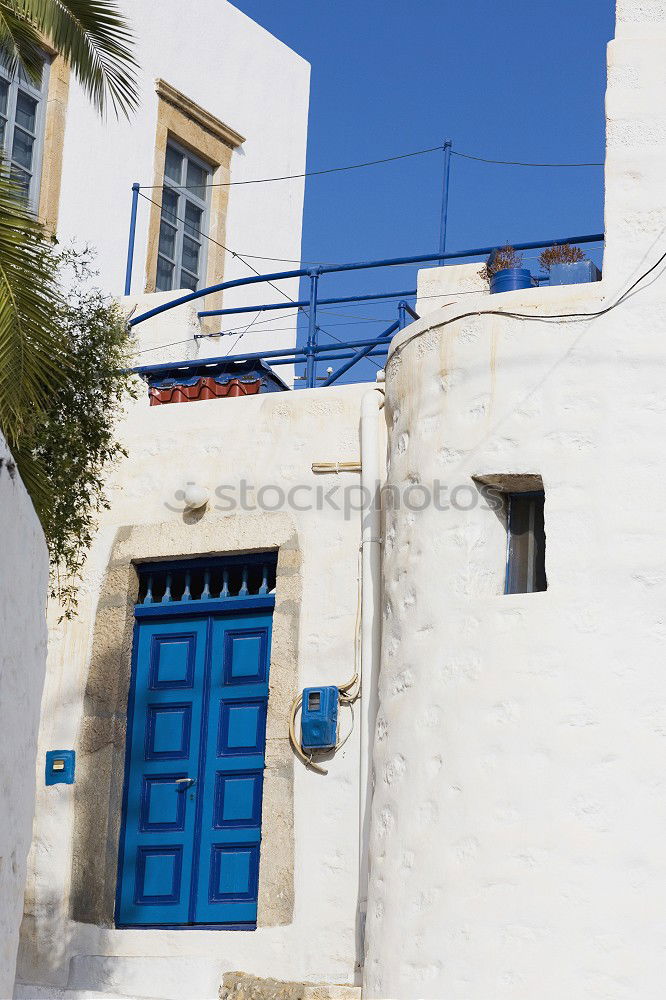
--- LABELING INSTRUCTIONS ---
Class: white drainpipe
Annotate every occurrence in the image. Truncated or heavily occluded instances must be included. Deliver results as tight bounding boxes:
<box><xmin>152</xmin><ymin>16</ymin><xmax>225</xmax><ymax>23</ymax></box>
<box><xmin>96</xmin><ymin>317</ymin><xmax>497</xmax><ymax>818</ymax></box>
<box><xmin>358</xmin><ymin>376</ymin><xmax>385</xmax><ymax>963</ymax></box>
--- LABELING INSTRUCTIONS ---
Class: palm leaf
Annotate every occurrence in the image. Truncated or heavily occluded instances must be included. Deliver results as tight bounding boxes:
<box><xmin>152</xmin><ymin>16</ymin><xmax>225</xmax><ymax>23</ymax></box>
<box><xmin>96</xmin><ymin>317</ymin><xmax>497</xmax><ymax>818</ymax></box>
<box><xmin>0</xmin><ymin>166</ymin><xmax>69</xmax><ymax>447</ymax></box>
<box><xmin>10</xmin><ymin>0</ymin><xmax>138</xmax><ymax>117</ymax></box>
<box><xmin>0</xmin><ymin>3</ymin><xmax>43</xmax><ymax>82</ymax></box>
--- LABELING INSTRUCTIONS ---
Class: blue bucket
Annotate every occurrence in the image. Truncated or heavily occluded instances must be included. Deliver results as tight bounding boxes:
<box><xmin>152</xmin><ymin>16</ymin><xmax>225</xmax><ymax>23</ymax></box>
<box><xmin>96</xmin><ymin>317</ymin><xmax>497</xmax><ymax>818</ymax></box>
<box><xmin>490</xmin><ymin>267</ymin><xmax>533</xmax><ymax>295</ymax></box>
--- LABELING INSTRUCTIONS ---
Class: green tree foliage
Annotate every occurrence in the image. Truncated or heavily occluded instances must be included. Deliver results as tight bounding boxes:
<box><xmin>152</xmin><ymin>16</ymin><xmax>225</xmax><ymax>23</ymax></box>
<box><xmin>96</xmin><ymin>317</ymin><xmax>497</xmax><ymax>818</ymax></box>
<box><xmin>0</xmin><ymin>0</ymin><xmax>138</xmax><ymax>608</ymax></box>
<box><xmin>25</xmin><ymin>245</ymin><xmax>137</xmax><ymax>614</ymax></box>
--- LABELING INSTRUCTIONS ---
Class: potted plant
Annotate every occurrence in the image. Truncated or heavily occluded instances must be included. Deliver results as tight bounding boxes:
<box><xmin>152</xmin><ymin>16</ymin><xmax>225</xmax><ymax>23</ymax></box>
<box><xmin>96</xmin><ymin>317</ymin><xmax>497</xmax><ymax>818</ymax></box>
<box><xmin>538</xmin><ymin>243</ymin><xmax>600</xmax><ymax>286</ymax></box>
<box><xmin>479</xmin><ymin>245</ymin><xmax>533</xmax><ymax>295</ymax></box>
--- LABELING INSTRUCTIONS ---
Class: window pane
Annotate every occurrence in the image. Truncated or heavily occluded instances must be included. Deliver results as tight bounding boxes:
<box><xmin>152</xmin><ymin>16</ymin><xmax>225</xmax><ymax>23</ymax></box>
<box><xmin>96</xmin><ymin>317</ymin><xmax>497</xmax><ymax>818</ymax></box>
<box><xmin>161</xmin><ymin>187</ymin><xmax>179</xmax><ymax>225</ymax></box>
<box><xmin>12</xmin><ymin>127</ymin><xmax>34</xmax><ymax>169</ymax></box>
<box><xmin>164</xmin><ymin>145</ymin><xmax>182</xmax><ymax>184</ymax></box>
<box><xmin>0</xmin><ymin>117</ymin><xmax>6</xmax><ymax>147</ymax></box>
<box><xmin>180</xmin><ymin>269</ymin><xmax>198</xmax><ymax>291</ymax></box>
<box><xmin>10</xmin><ymin>166</ymin><xmax>30</xmax><ymax>200</ymax></box>
<box><xmin>186</xmin><ymin>158</ymin><xmax>207</xmax><ymax>196</ymax></box>
<box><xmin>18</xmin><ymin>60</ymin><xmax>43</xmax><ymax>90</ymax></box>
<box><xmin>158</xmin><ymin>220</ymin><xmax>177</xmax><ymax>260</ymax></box>
<box><xmin>184</xmin><ymin>201</ymin><xmax>202</xmax><ymax>238</ymax></box>
<box><xmin>181</xmin><ymin>235</ymin><xmax>200</xmax><ymax>275</ymax></box>
<box><xmin>156</xmin><ymin>256</ymin><xmax>174</xmax><ymax>291</ymax></box>
<box><xmin>506</xmin><ymin>492</ymin><xmax>547</xmax><ymax>594</ymax></box>
<box><xmin>15</xmin><ymin>91</ymin><xmax>37</xmax><ymax>132</ymax></box>
<box><xmin>0</xmin><ymin>79</ymin><xmax>9</xmax><ymax>118</ymax></box>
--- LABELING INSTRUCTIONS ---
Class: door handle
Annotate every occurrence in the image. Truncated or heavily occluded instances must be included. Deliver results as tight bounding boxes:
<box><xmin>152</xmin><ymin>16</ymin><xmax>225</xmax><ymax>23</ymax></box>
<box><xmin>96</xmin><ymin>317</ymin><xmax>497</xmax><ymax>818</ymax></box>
<box><xmin>175</xmin><ymin>777</ymin><xmax>197</xmax><ymax>790</ymax></box>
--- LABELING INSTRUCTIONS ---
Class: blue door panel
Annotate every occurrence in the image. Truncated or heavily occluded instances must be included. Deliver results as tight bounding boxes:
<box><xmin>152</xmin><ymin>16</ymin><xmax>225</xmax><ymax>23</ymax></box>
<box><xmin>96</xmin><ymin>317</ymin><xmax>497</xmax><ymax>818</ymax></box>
<box><xmin>192</xmin><ymin>613</ymin><xmax>271</xmax><ymax>924</ymax></box>
<box><xmin>117</xmin><ymin>618</ymin><xmax>208</xmax><ymax>926</ymax></box>
<box><xmin>118</xmin><ymin>609</ymin><xmax>272</xmax><ymax>927</ymax></box>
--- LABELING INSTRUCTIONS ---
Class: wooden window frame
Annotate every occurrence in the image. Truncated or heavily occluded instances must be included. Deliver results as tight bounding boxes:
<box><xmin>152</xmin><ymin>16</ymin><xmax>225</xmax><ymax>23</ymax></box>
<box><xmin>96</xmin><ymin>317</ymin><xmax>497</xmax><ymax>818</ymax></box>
<box><xmin>145</xmin><ymin>80</ymin><xmax>245</xmax><ymax>319</ymax></box>
<box><xmin>156</xmin><ymin>139</ymin><xmax>212</xmax><ymax>293</ymax></box>
<box><xmin>505</xmin><ymin>489</ymin><xmax>547</xmax><ymax>595</ymax></box>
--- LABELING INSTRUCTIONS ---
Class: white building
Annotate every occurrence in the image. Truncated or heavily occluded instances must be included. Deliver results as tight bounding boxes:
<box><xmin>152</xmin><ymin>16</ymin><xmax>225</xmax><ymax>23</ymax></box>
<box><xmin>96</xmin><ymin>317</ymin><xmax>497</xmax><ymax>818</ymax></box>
<box><xmin>42</xmin><ymin>0</ymin><xmax>310</xmax><ymax>361</ymax></box>
<box><xmin>10</xmin><ymin>0</ymin><xmax>666</xmax><ymax>998</ymax></box>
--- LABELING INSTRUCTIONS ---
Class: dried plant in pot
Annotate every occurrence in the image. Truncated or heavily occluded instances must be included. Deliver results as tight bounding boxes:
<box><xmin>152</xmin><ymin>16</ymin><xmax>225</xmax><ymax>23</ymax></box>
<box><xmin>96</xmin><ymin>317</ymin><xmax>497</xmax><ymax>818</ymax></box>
<box><xmin>538</xmin><ymin>243</ymin><xmax>597</xmax><ymax>286</ymax></box>
<box><xmin>479</xmin><ymin>245</ymin><xmax>533</xmax><ymax>295</ymax></box>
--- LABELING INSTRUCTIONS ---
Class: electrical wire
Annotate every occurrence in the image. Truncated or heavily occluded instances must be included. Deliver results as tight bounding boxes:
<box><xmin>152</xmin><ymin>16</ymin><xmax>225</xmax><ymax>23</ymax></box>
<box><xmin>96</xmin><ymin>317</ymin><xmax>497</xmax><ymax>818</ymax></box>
<box><xmin>452</xmin><ymin>150</ymin><xmax>604</xmax><ymax>167</ymax></box>
<box><xmin>139</xmin><ymin>142</ymin><xmax>605</xmax><ymax>193</ymax></box>
<box><xmin>288</xmin><ymin>549</ymin><xmax>362</xmax><ymax>774</ymax></box>
<box><xmin>136</xmin><ymin>191</ymin><xmax>360</xmax><ymax>361</ymax></box>
<box><xmin>390</xmin><ymin>245</ymin><xmax>666</xmax><ymax>362</ymax></box>
<box><xmin>143</xmin><ymin>143</ymin><xmax>446</xmax><ymax>191</ymax></box>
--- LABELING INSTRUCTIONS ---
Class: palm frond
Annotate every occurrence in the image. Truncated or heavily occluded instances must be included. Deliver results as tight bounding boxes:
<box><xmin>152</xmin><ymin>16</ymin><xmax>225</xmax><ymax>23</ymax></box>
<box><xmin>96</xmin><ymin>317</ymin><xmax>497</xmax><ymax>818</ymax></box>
<box><xmin>11</xmin><ymin>436</ymin><xmax>52</xmax><ymax>520</ymax></box>
<box><xmin>0</xmin><ymin>166</ymin><xmax>68</xmax><ymax>446</ymax></box>
<box><xmin>0</xmin><ymin>2</ymin><xmax>43</xmax><ymax>82</ymax></box>
<box><xmin>12</xmin><ymin>0</ymin><xmax>138</xmax><ymax>117</ymax></box>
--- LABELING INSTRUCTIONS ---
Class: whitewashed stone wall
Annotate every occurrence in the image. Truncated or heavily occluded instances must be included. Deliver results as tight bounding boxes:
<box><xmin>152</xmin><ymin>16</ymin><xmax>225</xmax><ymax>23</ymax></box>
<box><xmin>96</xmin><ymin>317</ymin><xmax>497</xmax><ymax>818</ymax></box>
<box><xmin>0</xmin><ymin>434</ymin><xmax>48</xmax><ymax>999</ymax></box>
<box><xmin>364</xmin><ymin>2</ymin><xmax>666</xmax><ymax>997</ymax></box>
<box><xmin>17</xmin><ymin>302</ymin><xmax>368</xmax><ymax>999</ymax></box>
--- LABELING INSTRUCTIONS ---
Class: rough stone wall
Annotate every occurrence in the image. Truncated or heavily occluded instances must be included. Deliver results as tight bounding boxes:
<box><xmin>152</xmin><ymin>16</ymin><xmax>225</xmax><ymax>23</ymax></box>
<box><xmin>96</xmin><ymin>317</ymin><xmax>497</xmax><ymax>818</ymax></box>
<box><xmin>0</xmin><ymin>434</ymin><xmax>49</xmax><ymax>999</ymax></box>
<box><xmin>364</xmin><ymin>3</ymin><xmax>666</xmax><ymax>996</ymax></box>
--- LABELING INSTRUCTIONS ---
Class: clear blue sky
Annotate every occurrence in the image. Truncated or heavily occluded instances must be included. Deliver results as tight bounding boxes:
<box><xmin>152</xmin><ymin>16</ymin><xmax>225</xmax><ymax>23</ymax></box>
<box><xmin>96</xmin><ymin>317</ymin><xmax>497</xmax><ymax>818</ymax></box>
<box><xmin>230</xmin><ymin>0</ymin><xmax>616</xmax><ymax>383</ymax></box>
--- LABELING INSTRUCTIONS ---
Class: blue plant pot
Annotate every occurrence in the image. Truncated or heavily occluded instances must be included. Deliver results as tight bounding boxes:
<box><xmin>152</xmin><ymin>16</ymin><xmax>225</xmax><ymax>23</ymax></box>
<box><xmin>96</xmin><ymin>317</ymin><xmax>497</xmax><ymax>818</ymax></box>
<box><xmin>490</xmin><ymin>267</ymin><xmax>533</xmax><ymax>295</ymax></box>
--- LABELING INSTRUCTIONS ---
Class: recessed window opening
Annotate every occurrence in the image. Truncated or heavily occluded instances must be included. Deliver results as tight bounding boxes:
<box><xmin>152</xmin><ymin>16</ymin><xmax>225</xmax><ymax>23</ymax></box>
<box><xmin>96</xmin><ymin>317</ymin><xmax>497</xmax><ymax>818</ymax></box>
<box><xmin>505</xmin><ymin>490</ymin><xmax>547</xmax><ymax>594</ymax></box>
<box><xmin>0</xmin><ymin>52</ymin><xmax>49</xmax><ymax>208</ymax></box>
<box><xmin>156</xmin><ymin>139</ymin><xmax>211</xmax><ymax>292</ymax></box>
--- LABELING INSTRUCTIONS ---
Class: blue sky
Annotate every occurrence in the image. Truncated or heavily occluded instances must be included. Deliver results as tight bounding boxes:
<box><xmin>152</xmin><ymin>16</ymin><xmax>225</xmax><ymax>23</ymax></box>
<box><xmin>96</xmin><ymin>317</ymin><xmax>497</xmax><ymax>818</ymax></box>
<box><xmin>230</xmin><ymin>0</ymin><xmax>616</xmax><ymax>383</ymax></box>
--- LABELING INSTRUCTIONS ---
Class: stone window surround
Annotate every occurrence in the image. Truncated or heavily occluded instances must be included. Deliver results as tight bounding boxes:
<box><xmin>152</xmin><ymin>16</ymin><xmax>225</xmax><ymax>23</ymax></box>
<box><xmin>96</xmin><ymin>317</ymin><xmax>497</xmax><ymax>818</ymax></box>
<box><xmin>69</xmin><ymin>513</ymin><xmax>299</xmax><ymax>930</ymax></box>
<box><xmin>24</xmin><ymin>40</ymin><xmax>70</xmax><ymax>232</ymax></box>
<box><xmin>144</xmin><ymin>79</ymin><xmax>245</xmax><ymax>323</ymax></box>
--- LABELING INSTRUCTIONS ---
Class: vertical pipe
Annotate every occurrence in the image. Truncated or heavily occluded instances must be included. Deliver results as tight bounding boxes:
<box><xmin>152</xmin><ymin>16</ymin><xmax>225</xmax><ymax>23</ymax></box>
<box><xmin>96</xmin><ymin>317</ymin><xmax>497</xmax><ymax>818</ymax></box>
<box><xmin>124</xmin><ymin>182</ymin><xmax>141</xmax><ymax>296</ymax></box>
<box><xmin>358</xmin><ymin>380</ymin><xmax>385</xmax><ymax>967</ymax></box>
<box><xmin>305</xmin><ymin>270</ymin><xmax>320</xmax><ymax>389</ymax></box>
<box><xmin>438</xmin><ymin>139</ymin><xmax>453</xmax><ymax>265</ymax></box>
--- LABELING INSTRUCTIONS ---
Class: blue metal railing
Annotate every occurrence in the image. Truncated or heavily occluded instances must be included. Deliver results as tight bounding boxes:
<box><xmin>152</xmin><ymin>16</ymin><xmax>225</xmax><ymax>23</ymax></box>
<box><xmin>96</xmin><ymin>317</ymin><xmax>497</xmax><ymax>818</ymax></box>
<box><xmin>127</xmin><ymin>233</ymin><xmax>604</xmax><ymax>388</ymax></box>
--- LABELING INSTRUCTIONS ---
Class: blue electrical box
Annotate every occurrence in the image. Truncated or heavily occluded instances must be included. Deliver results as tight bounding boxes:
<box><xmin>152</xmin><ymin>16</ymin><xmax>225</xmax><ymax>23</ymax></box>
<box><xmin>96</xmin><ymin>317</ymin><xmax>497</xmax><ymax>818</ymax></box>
<box><xmin>301</xmin><ymin>686</ymin><xmax>338</xmax><ymax>751</ymax></box>
<box><xmin>46</xmin><ymin>750</ymin><xmax>75</xmax><ymax>786</ymax></box>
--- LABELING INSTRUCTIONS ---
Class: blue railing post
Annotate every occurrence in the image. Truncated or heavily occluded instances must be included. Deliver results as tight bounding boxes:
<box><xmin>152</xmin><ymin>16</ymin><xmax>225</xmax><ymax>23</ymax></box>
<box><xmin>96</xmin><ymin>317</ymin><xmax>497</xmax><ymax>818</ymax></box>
<box><xmin>398</xmin><ymin>300</ymin><xmax>408</xmax><ymax>330</ymax></box>
<box><xmin>124</xmin><ymin>182</ymin><xmax>140</xmax><ymax>296</ymax></box>
<box><xmin>438</xmin><ymin>139</ymin><xmax>453</xmax><ymax>265</ymax></box>
<box><xmin>305</xmin><ymin>269</ymin><xmax>320</xmax><ymax>388</ymax></box>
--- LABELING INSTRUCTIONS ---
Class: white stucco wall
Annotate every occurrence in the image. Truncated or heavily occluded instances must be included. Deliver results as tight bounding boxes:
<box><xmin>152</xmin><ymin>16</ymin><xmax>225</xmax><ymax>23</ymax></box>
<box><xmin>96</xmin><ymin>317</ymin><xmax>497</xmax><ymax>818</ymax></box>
<box><xmin>364</xmin><ymin>3</ymin><xmax>666</xmax><ymax>997</ymax></box>
<box><xmin>55</xmin><ymin>0</ymin><xmax>310</xmax><ymax>361</ymax></box>
<box><xmin>0</xmin><ymin>435</ymin><xmax>49</xmax><ymax>999</ymax></box>
<box><xmin>17</xmin><ymin>302</ymin><xmax>368</xmax><ymax>1000</ymax></box>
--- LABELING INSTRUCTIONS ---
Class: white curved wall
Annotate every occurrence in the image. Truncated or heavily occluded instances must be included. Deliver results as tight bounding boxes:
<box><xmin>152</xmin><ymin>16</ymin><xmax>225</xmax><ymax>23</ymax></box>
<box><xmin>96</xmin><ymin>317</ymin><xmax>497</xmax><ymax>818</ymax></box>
<box><xmin>0</xmin><ymin>434</ymin><xmax>48</xmax><ymax>999</ymax></box>
<box><xmin>364</xmin><ymin>3</ymin><xmax>666</xmax><ymax>996</ymax></box>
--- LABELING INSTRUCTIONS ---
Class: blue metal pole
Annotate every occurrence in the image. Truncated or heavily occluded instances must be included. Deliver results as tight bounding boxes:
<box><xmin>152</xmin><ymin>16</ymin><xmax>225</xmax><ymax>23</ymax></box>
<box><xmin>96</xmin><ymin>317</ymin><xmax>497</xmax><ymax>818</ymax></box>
<box><xmin>305</xmin><ymin>270</ymin><xmax>320</xmax><ymax>389</ymax></box>
<box><xmin>124</xmin><ymin>183</ymin><xmax>140</xmax><ymax>296</ymax></box>
<box><xmin>438</xmin><ymin>139</ymin><xmax>452</xmax><ymax>266</ymax></box>
<box><xmin>321</xmin><ymin>319</ymin><xmax>400</xmax><ymax>387</ymax></box>
<box><xmin>130</xmin><ymin>335</ymin><xmax>396</xmax><ymax>377</ymax></box>
<box><xmin>398</xmin><ymin>300</ymin><xmax>407</xmax><ymax>330</ymax></box>
<box><xmin>197</xmin><ymin>288</ymin><xmax>419</xmax><ymax>319</ymax></box>
<box><xmin>129</xmin><ymin>234</ymin><xmax>605</xmax><ymax>327</ymax></box>
<box><xmin>271</xmin><ymin>348</ymin><xmax>389</xmax><ymax>366</ymax></box>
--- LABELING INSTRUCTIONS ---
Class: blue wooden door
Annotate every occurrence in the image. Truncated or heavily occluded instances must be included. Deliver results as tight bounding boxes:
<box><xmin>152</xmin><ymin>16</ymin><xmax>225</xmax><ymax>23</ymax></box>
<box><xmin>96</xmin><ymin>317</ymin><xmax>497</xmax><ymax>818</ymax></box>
<box><xmin>117</xmin><ymin>608</ymin><xmax>272</xmax><ymax>927</ymax></box>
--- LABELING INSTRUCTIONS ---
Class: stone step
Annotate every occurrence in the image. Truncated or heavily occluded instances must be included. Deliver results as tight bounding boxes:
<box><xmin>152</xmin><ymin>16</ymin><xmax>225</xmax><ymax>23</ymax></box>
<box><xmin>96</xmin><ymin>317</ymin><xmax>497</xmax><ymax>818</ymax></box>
<box><xmin>15</xmin><ymin>987</ymin><xmax>155</xmax><ymax>1000</ymax></box>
